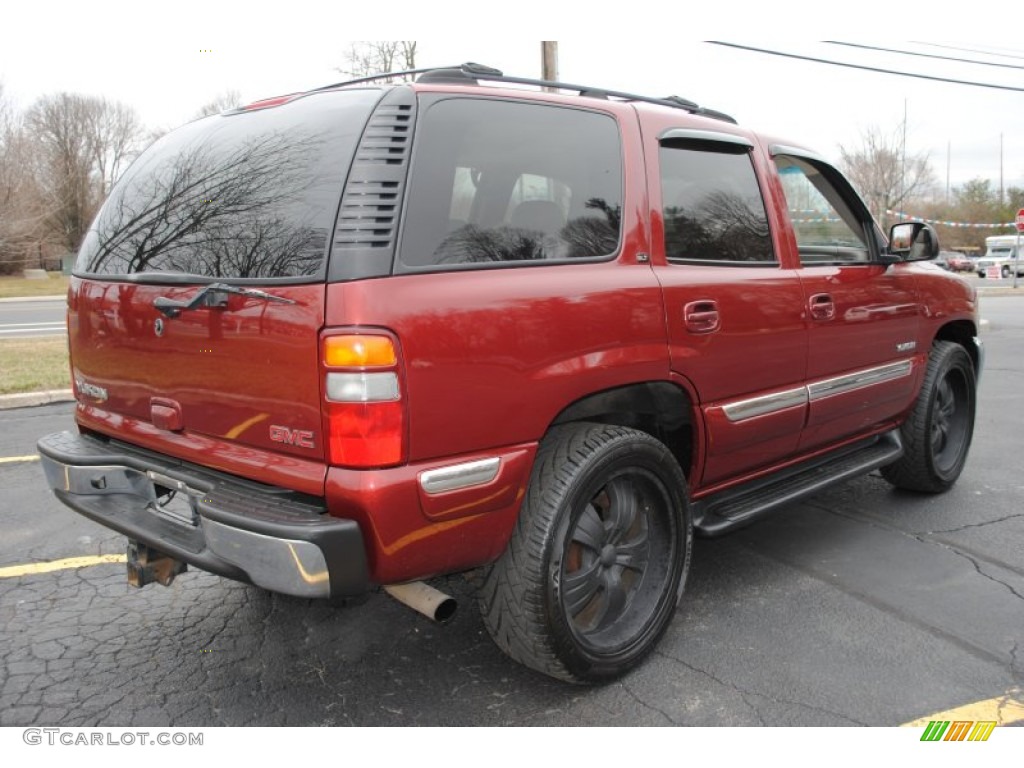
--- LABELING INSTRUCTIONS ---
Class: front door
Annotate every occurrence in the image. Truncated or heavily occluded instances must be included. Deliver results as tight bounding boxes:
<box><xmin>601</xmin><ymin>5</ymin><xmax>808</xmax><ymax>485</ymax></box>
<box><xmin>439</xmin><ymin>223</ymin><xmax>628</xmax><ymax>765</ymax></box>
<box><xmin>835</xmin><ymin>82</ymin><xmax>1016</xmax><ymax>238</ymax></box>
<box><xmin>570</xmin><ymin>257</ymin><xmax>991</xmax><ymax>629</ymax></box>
<box><xmin>771</xmin><ymin>151</ymin><xmax>923</xmax><ymax>452</ymax></box>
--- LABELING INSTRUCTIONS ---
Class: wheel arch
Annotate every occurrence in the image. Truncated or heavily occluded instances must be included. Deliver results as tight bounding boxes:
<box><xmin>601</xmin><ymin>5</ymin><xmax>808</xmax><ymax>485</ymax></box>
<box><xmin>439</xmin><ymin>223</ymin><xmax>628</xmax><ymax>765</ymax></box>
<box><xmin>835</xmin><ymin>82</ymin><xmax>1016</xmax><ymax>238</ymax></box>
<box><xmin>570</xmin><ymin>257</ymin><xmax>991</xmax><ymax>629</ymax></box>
<box><xmin>933</xmin><ymin>319</ymin><xmax>979</xmax><ymax>373</ymax></box>
<box><xmin>549</xmin><ymin>381</ymin><xmax>696</xmax><ymax>481</ymax></box>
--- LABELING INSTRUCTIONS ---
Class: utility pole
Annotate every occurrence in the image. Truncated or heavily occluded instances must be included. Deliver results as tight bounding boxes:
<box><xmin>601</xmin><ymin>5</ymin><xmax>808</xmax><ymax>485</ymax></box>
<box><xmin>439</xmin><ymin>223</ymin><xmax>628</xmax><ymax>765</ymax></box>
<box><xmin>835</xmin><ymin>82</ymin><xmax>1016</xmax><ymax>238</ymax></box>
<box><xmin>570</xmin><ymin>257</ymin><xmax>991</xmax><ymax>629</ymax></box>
<box><xmin>945</xmin><ymin>140</ymin><xmax>950</xmax><ymax>205</ymax></box>
<box><xmin>898</xmin><ymin>99</ymin><xmax>907</xmax><ymax>221</ymax></box>
<box><xmin>1000</xmin><ymin>133</ymin><xmax>1005</xmax><ymax>206</ymax></box>
<box><xmin>541</xmin><ymin>42</ymin><xmax>558</xmax><ymax>91</ymax></box>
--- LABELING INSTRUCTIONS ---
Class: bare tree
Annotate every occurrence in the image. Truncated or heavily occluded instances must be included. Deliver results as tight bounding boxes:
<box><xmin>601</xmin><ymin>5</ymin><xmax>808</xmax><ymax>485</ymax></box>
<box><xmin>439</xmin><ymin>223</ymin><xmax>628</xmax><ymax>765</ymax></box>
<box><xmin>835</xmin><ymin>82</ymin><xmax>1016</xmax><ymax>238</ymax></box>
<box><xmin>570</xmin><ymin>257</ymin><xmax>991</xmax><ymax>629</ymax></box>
<box><xmin>25</xmin><ymin>93</ymin><xmax>142</xmax><ymax>253</ymax></box>
<box><xmin>195</xmin><ymin>90</ymin><xmax>242</xmax><ymax>118</ymax></box>
<box><xmin>839</xmin><ymin>125</ymin><xmax>936</xmax><ymax>228</ymax></box>
<box><xmin>0</xmin><ymin>84</ymin><xmax>46</xmax><ymax>271</ymax></box>
<box><xmin>85</xmin><ymin>98</ymin><xmax>142</xmax><ymax>196</ymax></box>
<box><xmin>338</xmin><ymin>41</ymin><xmax>417</xmax><ymax>79</ymax></box>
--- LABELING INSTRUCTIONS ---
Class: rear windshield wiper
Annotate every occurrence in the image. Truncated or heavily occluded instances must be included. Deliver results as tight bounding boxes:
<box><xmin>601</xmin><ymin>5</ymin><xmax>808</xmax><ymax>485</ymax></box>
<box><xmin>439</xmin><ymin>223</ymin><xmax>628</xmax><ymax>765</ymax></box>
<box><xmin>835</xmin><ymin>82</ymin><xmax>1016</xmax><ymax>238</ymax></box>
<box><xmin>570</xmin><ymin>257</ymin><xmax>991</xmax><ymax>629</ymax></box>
<box><xmin>153</xmin><ymin>283</ymin><xmax>297</xmax><ymax>318</ymax></box>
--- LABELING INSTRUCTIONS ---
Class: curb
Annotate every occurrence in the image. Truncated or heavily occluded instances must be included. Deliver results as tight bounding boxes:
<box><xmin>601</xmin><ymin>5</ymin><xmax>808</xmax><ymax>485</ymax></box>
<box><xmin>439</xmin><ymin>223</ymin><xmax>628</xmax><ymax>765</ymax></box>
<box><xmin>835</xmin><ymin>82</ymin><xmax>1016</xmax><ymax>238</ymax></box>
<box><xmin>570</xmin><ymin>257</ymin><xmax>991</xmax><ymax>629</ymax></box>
<box><xmin>0</xmin><ymin>390</ymin><xmax>74</xmax><ymax>410</ymax></box>
<box><xmin>976</xmin><ymin>288</ymin><xmax>1024</xmax><ymax>297</ymax></box>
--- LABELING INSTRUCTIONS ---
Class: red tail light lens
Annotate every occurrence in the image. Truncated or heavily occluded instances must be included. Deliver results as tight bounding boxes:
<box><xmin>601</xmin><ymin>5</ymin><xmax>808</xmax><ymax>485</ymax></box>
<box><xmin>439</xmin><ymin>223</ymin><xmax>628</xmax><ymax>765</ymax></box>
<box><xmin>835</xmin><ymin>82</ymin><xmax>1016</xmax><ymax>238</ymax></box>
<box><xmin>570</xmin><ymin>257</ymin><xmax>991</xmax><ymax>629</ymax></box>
<box><xmin>326</xmin><ymin>400</ymin><xmax>404</xmax><ymax>467</ymax></box>
<box><xmin>321</xmin><ymin>332</ymin><xmax>406</xmax><ymax>468</ymax></box>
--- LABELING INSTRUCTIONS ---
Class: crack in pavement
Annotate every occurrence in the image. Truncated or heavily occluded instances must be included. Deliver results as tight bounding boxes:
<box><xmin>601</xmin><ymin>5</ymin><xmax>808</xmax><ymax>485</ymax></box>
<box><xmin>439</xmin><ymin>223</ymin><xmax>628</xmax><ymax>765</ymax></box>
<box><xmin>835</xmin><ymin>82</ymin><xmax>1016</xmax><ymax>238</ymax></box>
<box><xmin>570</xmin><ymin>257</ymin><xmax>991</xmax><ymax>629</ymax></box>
<box><xmin>810</xmin><ymin>500</ymin><xmax>1024</xmax><ymax>594</ymax></box>
<box><xmin>943</xmin><ymin>547</ymin><xmax>1024</xmax><ymax>603</ymax></box>
<box><xmin>619</xmin><ymin>680</ymin><xmax>678</xmax><ymax>725</ymax></box>
<box><xmin>654</xmin><ymin>649</ymin><xmax>867</xmax><ymax>725</ymax></box>
<box><xmin>926</xmin><ymin>512</ymin><xmax>1024</xmax><ymax>535</ymax></box>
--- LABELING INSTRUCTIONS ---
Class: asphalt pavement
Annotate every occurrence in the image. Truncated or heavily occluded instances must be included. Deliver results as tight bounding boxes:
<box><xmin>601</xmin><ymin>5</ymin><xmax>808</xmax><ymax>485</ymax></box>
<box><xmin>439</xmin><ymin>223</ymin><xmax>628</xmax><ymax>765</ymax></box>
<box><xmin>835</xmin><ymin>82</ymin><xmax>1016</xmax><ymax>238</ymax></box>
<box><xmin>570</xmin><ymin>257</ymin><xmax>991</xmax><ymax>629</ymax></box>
<box><xmin>0</xmin><ymin>297</ymin><xmax>66</xmax><ymax>338</ymax></box>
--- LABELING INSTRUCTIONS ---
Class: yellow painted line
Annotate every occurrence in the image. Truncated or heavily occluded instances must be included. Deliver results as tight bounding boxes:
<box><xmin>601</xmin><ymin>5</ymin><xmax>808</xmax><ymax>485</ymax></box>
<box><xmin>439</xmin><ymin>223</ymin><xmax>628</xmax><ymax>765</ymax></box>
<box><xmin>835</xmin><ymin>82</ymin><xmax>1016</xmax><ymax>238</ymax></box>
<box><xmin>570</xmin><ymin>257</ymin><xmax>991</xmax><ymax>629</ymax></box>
<box><xmin>0</xmin><ymin>554</ymin><xmax>127</xmax><ymax>579</ymax></box>
<box><xmin>0</xmin><ymin>455</ymin><xmax>40</xmax><ymax>464</ymax></box>
<box><xmin>903</xmin><ymin>689</ymin><xmax>1024</xmax><ymax>726</ymax></box>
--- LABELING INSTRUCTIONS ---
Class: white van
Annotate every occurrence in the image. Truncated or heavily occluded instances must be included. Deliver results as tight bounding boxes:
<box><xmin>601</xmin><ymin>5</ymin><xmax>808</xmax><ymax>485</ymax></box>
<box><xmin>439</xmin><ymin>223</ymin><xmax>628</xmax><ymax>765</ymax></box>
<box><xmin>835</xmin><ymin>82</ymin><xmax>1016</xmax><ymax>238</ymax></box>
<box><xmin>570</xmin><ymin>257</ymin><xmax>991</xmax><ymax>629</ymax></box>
<box><xmin>977</xmin><ymin>234</ymin><xmax>1024</xmax><ymax>278</ymax></box>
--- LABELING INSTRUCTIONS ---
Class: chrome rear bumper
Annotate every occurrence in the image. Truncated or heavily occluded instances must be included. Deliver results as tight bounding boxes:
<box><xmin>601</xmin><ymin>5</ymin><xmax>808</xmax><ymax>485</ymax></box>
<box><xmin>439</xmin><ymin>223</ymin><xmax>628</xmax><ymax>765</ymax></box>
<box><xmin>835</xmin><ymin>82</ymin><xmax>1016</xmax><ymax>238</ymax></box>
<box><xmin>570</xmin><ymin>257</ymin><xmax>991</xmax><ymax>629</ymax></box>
<box><xmin>38</xmin><ymin>431</ymin><xmax>369</xmax><ymax>599</ymax></box>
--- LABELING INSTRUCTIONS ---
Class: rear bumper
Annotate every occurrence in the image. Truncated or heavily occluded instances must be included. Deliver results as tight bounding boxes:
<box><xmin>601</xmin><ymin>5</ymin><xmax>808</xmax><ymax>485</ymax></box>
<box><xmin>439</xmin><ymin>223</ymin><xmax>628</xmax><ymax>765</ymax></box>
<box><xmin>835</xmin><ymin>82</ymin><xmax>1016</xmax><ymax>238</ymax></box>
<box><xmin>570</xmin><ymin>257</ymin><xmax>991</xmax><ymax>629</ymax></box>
<box><xmin>37</xmin><ymin>431</ymin><xmax>369</xmax><ymax>599</ymax></box>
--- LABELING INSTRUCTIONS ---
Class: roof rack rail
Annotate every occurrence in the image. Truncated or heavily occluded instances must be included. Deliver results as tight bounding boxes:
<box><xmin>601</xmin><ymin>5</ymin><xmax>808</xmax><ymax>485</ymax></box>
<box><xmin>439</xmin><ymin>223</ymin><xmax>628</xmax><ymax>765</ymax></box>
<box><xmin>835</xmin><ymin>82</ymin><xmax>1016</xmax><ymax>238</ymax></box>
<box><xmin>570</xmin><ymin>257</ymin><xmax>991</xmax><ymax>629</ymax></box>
<box><xmin>316</xmin><ymin>62</ymin><xmax>737</xmax><ymax>124</ymax></box>
<box><xmin>422</xmin><ymin>63</ymin><xmax>738</xmax><ymax>124</ymax></box>
<box><xmin>312</xmin><ymin>63</ymin><xmax>470</xmax><ymax>91</ymax></box>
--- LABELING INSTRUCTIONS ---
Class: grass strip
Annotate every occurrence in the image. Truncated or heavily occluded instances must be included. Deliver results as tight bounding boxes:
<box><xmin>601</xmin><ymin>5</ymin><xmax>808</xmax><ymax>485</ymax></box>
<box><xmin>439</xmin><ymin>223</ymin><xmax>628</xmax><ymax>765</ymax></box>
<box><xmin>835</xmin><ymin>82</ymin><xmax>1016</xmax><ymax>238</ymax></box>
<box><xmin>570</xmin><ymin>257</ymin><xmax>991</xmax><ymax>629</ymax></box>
<box><xmin>0</xmin><ymin>274</ymin><xmax>69</xmax><ymax>299</ymax></box>
<box><xmin>0</xmin><ymin>337</ymin><xmax>70</xmax><ymax>395</ymax></box>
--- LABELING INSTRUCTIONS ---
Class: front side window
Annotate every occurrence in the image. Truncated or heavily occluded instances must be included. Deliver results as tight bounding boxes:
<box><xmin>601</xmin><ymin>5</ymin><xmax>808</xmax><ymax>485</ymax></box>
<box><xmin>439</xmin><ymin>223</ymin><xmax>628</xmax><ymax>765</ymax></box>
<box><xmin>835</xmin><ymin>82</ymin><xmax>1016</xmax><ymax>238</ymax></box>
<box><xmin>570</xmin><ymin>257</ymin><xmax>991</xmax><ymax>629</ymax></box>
<box><xmin>660</xmin><ymin>144</ymin><xmax>774</xmax><ymax>263</ymax></box>
<box><xmin>773</xmin><ymin>155</ymin><xmax>871</xmax><ymax>264</ymax></box>
<box><xmin>398</xmin><ymin>98</ymin><xmax>623</xmax><ymax>268</ymax></box>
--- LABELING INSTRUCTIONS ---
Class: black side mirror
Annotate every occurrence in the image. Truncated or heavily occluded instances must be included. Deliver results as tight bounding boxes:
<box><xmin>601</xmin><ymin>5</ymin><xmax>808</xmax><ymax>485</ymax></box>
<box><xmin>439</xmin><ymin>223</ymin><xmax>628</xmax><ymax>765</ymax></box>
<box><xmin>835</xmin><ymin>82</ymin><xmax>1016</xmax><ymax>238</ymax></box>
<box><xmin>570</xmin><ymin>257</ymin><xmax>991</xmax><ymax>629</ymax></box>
<box><xmin>889</xmin><ymin>222</ymin><xmax>940</xmax><ymax>261</ymax></box>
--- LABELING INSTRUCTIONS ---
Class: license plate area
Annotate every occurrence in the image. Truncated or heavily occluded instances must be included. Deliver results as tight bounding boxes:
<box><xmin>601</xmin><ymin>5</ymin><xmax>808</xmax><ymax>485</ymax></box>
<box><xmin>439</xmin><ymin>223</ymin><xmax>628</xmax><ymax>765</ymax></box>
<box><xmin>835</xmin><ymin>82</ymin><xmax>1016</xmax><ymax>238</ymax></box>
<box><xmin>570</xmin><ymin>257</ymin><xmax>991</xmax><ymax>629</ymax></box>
<box><xmin>146</xmin><ymin>470</ymin><xmax>201</xmax><ymax>528</ymax></box>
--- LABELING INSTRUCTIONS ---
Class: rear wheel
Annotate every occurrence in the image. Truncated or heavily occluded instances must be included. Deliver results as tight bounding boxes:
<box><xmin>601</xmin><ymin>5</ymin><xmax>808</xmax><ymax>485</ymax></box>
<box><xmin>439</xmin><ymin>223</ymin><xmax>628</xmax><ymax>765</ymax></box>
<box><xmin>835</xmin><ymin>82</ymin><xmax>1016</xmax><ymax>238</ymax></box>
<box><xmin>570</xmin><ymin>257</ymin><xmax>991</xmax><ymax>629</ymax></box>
<box><xmin>881</xmin><ymin>341</ymin><xmax>976</xmax><ymax>492</ymax></box>
<box><xmin>478</xmin><ymin>423</ymin><xmax>691</xmax><ymax>683</ymax></box>
<box><xmin>1002</xmin><ymin>265</ymin><xmax>1012</xmax><ymax>278</ymax></box>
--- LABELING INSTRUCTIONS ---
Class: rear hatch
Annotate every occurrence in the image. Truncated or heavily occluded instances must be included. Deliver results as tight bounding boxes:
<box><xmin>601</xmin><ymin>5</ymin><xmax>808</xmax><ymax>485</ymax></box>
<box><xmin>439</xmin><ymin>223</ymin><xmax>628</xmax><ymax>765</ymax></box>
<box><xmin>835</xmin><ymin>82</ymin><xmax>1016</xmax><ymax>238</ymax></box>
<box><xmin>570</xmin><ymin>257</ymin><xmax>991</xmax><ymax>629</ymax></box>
<box><xmin>69</xmin><ymin>88</ymin><xmax>384</xmax><ymax>489</ymax></box>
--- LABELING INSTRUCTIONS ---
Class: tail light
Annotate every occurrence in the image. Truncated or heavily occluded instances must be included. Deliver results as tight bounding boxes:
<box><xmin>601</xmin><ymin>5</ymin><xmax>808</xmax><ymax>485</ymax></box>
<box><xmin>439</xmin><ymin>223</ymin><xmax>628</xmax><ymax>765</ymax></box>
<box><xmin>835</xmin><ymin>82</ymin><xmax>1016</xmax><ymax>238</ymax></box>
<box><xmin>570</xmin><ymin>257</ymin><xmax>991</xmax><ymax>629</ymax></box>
<box><xmin>321</xmin><ymin>332</ymin><xmax>406</xmax><ymax>468</ymax></box>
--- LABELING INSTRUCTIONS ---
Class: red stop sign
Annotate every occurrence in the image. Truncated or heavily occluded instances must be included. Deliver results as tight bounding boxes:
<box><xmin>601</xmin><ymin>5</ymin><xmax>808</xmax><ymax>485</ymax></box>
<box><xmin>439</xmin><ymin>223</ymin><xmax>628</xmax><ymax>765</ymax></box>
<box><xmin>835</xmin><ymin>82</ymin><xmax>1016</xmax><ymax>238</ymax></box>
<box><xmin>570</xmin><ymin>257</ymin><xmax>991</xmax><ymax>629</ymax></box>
<box><xmin>1017</xmin><ymin>208</ymin><xmax>1024</xmax><ymax>232</ymax></box>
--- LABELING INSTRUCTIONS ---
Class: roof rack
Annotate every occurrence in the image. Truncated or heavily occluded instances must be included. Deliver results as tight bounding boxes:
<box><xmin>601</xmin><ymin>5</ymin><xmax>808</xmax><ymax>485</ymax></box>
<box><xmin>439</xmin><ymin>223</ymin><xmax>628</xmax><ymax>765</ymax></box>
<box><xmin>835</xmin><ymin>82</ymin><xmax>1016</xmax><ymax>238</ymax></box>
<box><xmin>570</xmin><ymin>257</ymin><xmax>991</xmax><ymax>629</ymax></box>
<box><xmin>312</xmin><ymin>62</ymin><xmax>500</xmax><ymax>91</ymax></box>
<box><xmin>318</xmin><ymin>62</ymin><xmax>737</xmax><ymax>124</ymax></box>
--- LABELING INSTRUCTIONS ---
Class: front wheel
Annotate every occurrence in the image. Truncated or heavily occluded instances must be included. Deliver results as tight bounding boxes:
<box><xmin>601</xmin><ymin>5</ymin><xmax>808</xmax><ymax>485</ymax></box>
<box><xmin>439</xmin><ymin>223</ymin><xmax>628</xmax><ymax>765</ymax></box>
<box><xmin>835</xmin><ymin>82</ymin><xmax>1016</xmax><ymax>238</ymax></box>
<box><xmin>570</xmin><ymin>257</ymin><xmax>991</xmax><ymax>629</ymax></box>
<box><xmin>881</xmin><ymin>341</ymin><xmax>976</xmax><ymax>493</ymax></box>
<box><xmin>1002</xmin><ymin>265</ymin><xmax>1012</xmax><ymax>279</ymax></box>
<box><xmin>478</xmin><ymin>423</ymin><xmax>692</xmax><ymax>683</ymax></box>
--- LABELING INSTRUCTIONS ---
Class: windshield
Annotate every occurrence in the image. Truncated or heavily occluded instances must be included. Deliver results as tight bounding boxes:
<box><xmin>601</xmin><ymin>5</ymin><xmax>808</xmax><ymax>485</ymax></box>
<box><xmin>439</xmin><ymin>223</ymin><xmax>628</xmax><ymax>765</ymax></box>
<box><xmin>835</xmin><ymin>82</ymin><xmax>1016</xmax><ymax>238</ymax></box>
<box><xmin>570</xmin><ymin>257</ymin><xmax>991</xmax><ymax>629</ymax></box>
<box><xmin>76</xmin><ymin>89</ymin><xmax>382</xmax><ymax>281</ymax></box>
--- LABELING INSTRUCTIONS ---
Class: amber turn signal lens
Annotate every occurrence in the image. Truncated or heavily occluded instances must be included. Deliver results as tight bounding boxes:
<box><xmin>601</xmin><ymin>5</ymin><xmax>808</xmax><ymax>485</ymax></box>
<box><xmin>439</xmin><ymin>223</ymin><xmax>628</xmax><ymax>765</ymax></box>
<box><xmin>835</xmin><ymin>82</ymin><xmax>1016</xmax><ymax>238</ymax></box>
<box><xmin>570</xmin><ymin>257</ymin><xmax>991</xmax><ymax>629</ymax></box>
<box><xmin>323</xmin><ymin>335</ymin><xmax>396</xmax><ymax>367</ymax></box>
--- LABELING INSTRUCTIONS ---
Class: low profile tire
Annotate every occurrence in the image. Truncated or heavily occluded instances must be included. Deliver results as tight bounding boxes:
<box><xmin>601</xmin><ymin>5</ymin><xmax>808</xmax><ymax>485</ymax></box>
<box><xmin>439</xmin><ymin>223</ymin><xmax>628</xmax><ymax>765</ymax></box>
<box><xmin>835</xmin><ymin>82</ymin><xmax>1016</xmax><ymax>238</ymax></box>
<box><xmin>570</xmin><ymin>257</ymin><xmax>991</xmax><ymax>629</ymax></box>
<box><xmin>881</xmin><ymin>341</ymin><xmax>976</xmax><ymax>493</ymax></box>
<box><xmin>478</xmin><ymin>423</ymin><xmax>692</xmax><ymax>683</ymax></box>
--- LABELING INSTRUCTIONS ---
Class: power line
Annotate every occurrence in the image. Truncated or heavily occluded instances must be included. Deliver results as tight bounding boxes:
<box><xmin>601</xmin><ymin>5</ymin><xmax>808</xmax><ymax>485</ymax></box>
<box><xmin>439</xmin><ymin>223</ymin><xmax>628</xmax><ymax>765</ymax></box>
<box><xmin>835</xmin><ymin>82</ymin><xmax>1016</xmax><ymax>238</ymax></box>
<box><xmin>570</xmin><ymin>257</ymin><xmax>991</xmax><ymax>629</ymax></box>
<box><xmin>912</xmin><ymin>42</ymin><xmax>1024</xmax><ymax>62</ymax></box>
<box><xmin>825</xmin><ymin>41</ymin><xmax>1024</xmax><ymax>71</ymax></box>
<box><xmin>706</xmin><ymin>43</ymin><xmax>1024</xmax><ymax>92</ymax></box>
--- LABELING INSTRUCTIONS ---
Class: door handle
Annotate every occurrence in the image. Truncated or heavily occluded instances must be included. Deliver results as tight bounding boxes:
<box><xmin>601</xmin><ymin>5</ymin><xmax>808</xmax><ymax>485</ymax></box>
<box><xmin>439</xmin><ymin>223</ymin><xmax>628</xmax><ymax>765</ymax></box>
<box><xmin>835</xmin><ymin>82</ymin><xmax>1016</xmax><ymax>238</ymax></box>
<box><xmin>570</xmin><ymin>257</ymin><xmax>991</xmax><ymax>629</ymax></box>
<box><xmin>809</xmin><ymin>293</ymin><xmax>835</xmax><ymax>321</ymax></box>
<box><xmin>684</xmin><ymin>300</ymin><xmax>720</xmax><ymax>334</ymax></box>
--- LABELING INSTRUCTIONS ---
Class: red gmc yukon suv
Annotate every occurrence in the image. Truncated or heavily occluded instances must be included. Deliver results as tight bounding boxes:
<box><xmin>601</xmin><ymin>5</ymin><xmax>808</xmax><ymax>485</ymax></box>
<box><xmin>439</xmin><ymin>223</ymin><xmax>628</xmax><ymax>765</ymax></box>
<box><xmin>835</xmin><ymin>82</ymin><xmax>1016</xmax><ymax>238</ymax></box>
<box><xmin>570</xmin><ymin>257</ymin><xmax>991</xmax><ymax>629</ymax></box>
<box><xmin>39</xmin><ymin>63</ymin><xmax>982</xmax><ymax>683</ymax></box>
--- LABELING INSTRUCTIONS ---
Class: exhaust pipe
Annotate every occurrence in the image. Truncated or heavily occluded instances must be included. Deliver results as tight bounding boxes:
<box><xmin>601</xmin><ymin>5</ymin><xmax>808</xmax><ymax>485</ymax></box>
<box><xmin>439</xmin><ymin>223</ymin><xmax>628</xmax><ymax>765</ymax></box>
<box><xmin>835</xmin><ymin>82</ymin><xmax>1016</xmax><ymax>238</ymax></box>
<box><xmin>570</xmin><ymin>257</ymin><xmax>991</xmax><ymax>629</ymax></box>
<box><xmin>384</xmin><ymin>581</ymin><xmax>457</xmax><ymax>623</ymax></box>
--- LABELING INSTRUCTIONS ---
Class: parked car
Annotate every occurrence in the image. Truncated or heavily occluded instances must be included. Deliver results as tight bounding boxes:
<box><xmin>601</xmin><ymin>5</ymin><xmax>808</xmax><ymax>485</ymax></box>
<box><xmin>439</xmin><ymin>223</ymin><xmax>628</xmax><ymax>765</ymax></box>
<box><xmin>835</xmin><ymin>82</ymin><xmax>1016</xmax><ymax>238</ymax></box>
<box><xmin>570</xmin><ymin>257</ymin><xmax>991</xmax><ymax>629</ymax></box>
<box><xmin>944</xmin><ymin>252</ymin><xmax>976</xmax><ymax>273</ymax></box>
<box><xmin>38</xmin><ymin>63</ymin><xmax>982</xmax><ymax>683</ymax></box>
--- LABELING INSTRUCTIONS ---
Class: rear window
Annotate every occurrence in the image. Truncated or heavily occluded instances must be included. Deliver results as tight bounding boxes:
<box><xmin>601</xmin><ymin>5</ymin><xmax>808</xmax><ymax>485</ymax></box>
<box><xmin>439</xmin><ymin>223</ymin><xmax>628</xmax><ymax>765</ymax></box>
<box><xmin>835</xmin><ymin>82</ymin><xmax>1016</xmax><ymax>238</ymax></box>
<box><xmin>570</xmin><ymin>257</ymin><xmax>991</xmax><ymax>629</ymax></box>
<box><xmin>397</xmin><ymin>98</ymin><xmax>623</xmax><ymax>269</ymax></box>
<box><xmin>76</xmin><ymin>89</ymin><xmax>382</xmax><ymax>280</ymax></box>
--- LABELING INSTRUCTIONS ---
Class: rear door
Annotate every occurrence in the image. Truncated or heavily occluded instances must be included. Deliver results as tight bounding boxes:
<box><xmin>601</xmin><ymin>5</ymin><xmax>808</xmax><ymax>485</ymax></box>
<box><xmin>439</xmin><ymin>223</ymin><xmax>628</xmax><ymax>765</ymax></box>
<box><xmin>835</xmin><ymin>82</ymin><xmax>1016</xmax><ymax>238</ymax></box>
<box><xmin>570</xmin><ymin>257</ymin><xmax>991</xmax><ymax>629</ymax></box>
<box><xmin>645</xmin><ymin>125</ymin><xmax>809</xmax><ymax>488</ymax></box>
<box><xmin>69</xmin><ymin>89</ymin><xmax>383</xmax><ymax>490</ymax></box>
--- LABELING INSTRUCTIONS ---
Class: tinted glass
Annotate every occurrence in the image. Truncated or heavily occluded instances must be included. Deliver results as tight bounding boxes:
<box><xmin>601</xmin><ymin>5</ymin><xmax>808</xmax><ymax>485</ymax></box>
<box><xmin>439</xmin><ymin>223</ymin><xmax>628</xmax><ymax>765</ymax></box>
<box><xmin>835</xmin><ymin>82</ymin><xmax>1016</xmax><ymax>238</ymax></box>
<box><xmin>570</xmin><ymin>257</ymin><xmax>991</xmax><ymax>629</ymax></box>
<box><xmin>660</xmin><ymin>145</ymin><xmax>774</xmax><ymax>263</ymax></box>
<box><xmin>77</xmin><ymin>89</ymin><xmax>382</xmax><ymax>280</ymax></box>
<box><xmin>773</xmin><ymin>155</ymin><xmax>869</xmax><ymax>263</ymax></box>
<box><xmin>398</xmin><ymin>98</ymin><xmax>622</xmax><ymax>268</ymax></box>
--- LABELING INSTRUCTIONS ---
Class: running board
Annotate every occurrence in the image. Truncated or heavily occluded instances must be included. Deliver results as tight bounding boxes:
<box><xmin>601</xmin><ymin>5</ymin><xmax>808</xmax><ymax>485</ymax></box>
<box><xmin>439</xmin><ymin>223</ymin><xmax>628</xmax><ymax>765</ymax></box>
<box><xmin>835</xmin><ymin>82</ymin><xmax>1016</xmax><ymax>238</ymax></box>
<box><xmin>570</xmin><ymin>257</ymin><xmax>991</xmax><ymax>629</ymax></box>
<box><xmin>692</xmin><ymin>431</ymin><xmax>903</xmax><ymax>537</ymax></box>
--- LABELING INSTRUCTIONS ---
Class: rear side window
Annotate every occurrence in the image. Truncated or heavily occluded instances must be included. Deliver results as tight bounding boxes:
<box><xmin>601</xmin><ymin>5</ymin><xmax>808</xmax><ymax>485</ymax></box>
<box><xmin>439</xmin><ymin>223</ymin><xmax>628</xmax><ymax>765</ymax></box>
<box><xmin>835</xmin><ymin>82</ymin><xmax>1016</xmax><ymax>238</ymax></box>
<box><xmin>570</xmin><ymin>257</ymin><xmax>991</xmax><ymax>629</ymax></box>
<box><xmin>660</xmin><ymin>144</ymin><xmax>774</xmax><ymax>264</ymax></box>
<box><xmin>398</xmin><ymin>98</ymin><xmax>622</xmax><ymax>269</ymax></box>
<box><xmin>77</xmin><ymin>89</ymin><xmax>382</xmax><ymax>280</ymax></box>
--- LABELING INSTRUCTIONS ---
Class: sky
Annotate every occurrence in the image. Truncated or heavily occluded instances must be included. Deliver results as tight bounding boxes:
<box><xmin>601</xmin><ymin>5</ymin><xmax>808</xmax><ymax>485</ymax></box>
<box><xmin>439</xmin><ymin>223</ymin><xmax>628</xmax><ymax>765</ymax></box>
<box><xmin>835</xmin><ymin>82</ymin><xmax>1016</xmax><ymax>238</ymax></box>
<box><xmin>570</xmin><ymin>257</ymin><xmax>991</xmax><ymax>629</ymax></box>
<box><xmin>3</xmin><ymin>3</ymin><xmax>1023</xmax><ymax>223</ymax></box>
